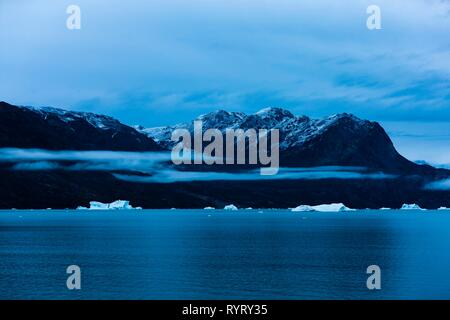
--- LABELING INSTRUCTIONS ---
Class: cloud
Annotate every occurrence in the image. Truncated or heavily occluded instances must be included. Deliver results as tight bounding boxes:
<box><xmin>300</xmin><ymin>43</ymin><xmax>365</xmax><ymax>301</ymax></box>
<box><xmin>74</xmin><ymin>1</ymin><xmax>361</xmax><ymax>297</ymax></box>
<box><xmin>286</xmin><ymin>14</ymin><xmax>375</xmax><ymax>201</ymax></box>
<box><xmin>12</xmin><ymin>161</ymin><xmax>61</xmax><ymax>170</ymax></box>
<box><xmin>424</xmin><ymin>179</ymin><xmax>450</xmax><ymax>190</ymax></box>
<box><xmin>0</xmin><ymin>0</ymin><xmax>449</xmax><ymax>126</ymax></box>
<box><xmin>0</xmin><ymin>148</ymin><xmax>171</xmax><ymax>173</ymax></box>
<box><xmin>113</xmin><ymin>168</ymin><xmax>396</xmax><ymax>183</ymax></box>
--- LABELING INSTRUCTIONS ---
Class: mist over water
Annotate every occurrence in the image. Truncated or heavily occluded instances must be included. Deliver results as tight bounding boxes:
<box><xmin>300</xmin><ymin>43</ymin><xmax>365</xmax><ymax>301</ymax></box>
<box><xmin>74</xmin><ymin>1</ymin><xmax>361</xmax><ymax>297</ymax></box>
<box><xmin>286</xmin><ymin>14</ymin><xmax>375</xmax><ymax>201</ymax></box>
<box><xmin>0</xmin><ymin>148</ymin><xmax>396</xmax><ymax>182</ymax></box>
<box><xmin>114</xmin><ymin>169</ymin><xmax>395</xmax><ymax>183</ymax></box>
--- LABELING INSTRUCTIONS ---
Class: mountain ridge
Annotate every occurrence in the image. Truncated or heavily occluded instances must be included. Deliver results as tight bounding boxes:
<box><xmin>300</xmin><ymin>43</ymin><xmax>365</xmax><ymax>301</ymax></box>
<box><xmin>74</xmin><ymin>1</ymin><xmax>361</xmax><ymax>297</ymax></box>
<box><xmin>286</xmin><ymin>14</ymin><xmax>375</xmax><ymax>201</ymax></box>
<box><xmin>0</xmin><ymin>101</ymin><xmax>161</xmax><ymax>151</ymax></box>
<box><xmin>135</xmin><ymin>107</ymin><xmax>438</xmax><ymax>174</ymax></box>
<box><xmin>0</xmin><ymin>101</ymin><xmax>442</xmax><ymax>175</ymax></box>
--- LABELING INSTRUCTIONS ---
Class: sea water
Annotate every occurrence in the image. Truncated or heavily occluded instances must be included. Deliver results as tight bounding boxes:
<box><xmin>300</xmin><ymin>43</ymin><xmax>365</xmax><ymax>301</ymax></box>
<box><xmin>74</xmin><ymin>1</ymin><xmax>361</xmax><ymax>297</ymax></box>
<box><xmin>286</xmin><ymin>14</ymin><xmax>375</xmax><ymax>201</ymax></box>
<box><xmin>1</xmin><ymin>209</ymin><xmax>450</xmax><ymax>300</ymax></box>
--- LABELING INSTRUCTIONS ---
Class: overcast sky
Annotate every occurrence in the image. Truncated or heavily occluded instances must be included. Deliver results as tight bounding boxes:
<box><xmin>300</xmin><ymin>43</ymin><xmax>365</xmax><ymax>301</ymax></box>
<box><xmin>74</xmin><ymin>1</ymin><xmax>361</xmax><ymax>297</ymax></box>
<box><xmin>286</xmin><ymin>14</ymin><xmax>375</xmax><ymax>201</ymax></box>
<box><xmin>0</xmin><ymin>0</ymin><xmax>449</xmax><ymax>163</ymax></box>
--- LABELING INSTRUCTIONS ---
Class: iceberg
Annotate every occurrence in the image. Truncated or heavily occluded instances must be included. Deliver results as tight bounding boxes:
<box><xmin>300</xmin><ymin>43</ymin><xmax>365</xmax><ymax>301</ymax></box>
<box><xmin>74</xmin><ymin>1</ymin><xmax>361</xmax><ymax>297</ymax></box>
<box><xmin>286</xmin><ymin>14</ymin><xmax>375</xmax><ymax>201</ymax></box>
<box><xmin>438</xmin><ymin>207</ymin><xmax>450</xmax><ymax>210</ymax></box>
<box><xmin>77</xmin><ymin>200</ymin><xmax>142</xmax><ymax>210</ymax></box>
<box><xmin>204</xmin><ymin>207</ymin><xmax>215</xmax><ymax>210</ymax></box>
<box><xmin>400</xmin><ymin>204</ymin><xmax>425</xmax><ymax>210</ymax></box>
<box><xmin>380</xmin><ymin>207</ymin><xmax>391</xmax><ymax>210</ymax></box>
<box><xmin>291</xmin><ymin>203</ymin><xmax>354</xmax><ymax>212</ymax></box>
<box><xmin>291</xmin><ymin>205</ymin><xmax>315</xmax><ymax>212</ymax></box>
<box><xmin>224</xmin><ymin>204</ymin><xmax>238</xmax><ymax>211</ymax></box>
<box><xmin>312</xmin><ymin>203</ymin><xmax>354</xmax><ymax>212</ymax></box>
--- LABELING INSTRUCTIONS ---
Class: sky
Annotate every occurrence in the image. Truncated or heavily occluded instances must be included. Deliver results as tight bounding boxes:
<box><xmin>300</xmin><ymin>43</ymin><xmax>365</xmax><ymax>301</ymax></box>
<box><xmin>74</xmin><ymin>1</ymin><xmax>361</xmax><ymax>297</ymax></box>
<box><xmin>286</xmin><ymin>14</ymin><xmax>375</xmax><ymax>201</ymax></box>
<box><xmin>0</xmin><ymin>0</ymin><xmax>449</xmax><ymax>164</ymax></box>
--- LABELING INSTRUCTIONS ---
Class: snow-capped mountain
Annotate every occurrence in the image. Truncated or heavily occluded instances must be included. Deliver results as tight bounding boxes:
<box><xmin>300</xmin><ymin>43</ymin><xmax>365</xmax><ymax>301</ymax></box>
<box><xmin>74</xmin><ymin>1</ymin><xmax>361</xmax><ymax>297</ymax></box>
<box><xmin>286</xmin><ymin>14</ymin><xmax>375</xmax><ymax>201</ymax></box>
<box><xmin>136</xmin><ymin>107</ymin><xmax>375</xmax><ymax>151</ymax></box>
<box><xmin>1</xmin><ymin>101</ymin><xmax>450</xmax><ymax>209</ymax></box>
<box><xmin>136</xmin><ymin>107</ymin><xmax>425</xmax><ymax>172</ymax></box>
<box><xmin>0</xmin><ymin>101</ymin><xmax>161</xmax><ymax>151</ymax></box>
<box><xmin>22</xmin><ymin>105</ymin><xmax>123</xmax><ymax>130</ymax></box>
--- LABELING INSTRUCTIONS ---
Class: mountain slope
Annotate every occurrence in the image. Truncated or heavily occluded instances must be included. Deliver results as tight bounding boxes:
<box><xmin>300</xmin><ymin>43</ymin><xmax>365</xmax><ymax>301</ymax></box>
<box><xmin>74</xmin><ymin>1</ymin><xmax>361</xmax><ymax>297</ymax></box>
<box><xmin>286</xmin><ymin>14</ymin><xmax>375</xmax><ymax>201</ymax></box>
<box><xmin>137</xmin><ymin>107</ymin><xmax>432</xmax><ymax>174</ymax></box>
<box><xmin>0</xmin><ymin>101</ymin><xmax>161</xmax><ymax>151</ymax></box>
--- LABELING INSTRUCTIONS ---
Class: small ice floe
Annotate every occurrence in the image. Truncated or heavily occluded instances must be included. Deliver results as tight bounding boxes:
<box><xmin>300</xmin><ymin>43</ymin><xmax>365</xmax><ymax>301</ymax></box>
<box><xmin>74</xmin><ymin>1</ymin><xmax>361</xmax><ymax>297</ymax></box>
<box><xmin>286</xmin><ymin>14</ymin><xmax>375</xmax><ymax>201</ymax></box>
<box><xmin>380</xmin><ymin>207</ymin><xmax>391</xmax><ymax>210</ymax></box>
<box><xmin>400</xmin><ymin>204</ymin><xmax>425</xmax><ymax>211</ymax></box>
<box><xmin>224</xmin><ymin>204</ymin><xmax>238</xmax><ymax>211</ymax></box>
<box><xmin>245</xmin><ymin>207</ymin><xmax>253</xmax><ymax>210</ymax></box>
<box><xmin>291</xmin><ymin>203</ymin><xmax>354</xmax><ymax>212</ymax></box>
<box><xmin>438</xmin><ymin>207</ymin><xmax>450</xmax><ymax>210</ymax></box>
<box><xmin>77</xmin><ymin>200</ymin><xmax>142</xmax><ymax>210</ymax></box>
<box><xmin>204</xmin><ymin>207</ymin><xmax>215</xmax><ymax>210</ymax></box>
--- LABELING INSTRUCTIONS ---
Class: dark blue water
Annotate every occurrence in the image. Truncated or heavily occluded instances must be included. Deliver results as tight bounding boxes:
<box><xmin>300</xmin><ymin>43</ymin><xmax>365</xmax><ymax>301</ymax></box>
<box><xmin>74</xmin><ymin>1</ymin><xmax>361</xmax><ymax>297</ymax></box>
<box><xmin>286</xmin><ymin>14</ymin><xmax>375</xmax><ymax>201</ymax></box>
<box><xmin>1</xmin><ymin>209</ymin><xmax>450</xmax><ymax>300</ymax></box>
